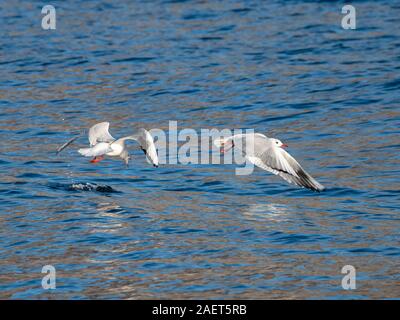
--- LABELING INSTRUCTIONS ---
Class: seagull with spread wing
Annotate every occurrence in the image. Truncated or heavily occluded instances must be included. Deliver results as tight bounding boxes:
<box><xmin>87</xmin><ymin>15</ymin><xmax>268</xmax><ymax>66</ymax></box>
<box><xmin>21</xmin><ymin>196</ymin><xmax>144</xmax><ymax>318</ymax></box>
<box><xmin>214</xmin><ymin>133</ymin><xmax>325</xmax><ymax>192</ymax></box>
<box><xmin>57</xmin><ymin>122</ymin><xmax>159</xmax><ymax>167</ymax></box>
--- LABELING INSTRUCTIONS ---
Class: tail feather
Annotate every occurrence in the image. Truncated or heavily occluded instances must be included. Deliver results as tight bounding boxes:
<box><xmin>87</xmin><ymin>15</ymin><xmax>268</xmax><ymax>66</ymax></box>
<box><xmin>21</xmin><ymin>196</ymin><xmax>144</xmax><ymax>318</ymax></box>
<box><xmin>78</xmin><ymin>148</ymin><xmax>93</xmax><ymax>157</ymax></box>
<box><xmin>78</xmin><ymin>142</ymin><xmax>111</xmax><ymax>157</ymax></box>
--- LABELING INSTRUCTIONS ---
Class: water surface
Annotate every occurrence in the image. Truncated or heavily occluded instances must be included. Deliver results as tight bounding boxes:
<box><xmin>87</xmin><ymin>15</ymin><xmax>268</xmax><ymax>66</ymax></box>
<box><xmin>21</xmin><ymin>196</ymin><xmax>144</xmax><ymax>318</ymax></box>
<box><xmin>0</xmin><ymin>0</ymin><xmax>399</xmax><ymax>299</ymax></box>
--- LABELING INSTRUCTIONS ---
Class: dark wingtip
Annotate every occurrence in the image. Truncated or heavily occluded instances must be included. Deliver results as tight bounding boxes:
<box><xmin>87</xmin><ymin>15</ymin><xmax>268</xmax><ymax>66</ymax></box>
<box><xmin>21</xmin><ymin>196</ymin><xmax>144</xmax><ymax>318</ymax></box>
<box><xmin>295</xmin><ymin>168</ymin><xmax>325</xmax><ymax>193</ymax></box>
<box><xmin>310</xmin><ymin>183</ymin><xmax>325</xmax><ymax>192</ymax></box>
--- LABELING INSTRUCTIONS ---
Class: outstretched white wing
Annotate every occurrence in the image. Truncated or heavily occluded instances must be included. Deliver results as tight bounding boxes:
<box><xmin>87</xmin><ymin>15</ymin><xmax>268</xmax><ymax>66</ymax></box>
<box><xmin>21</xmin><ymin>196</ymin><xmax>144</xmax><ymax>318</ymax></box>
<box><xmin>88</xmin><ymin>122</ymin><xmax>115</xmax><ymax>146</ymax></box>
<box><xmin>114</xmin><ymin>128</ymin><xmax>159</xmax><ymax>167</ymax></box>
<box><xmin>248</xmin><ymin>145</ymin><xmax>325</xmax><ymax>192</ymax></box>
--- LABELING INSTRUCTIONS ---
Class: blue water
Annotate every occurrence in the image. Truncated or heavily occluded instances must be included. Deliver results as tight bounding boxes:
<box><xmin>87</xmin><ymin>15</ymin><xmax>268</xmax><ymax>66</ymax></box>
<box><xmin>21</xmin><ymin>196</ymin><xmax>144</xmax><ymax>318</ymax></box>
<box><xmin>1</xmin><ymin>1</ymin><xmax>399</xmax><ymax>299</ymax></box>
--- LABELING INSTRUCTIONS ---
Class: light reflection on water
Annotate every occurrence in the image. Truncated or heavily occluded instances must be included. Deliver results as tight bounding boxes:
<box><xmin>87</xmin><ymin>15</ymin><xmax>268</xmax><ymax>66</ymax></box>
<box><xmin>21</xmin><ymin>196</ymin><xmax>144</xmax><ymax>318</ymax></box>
<box><xmin>242</xmin><ymin>203</ymin><xmax>291</xmax><ymax>222</ymax></box>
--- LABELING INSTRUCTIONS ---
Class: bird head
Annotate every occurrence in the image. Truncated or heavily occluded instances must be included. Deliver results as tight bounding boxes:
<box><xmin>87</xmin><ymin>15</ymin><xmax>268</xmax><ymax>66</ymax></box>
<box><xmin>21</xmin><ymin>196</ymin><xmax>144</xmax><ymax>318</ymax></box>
<box><xmin>214</xmin><ymin>137</ymin><xmax>235</xmax><ymax>154</ymax></box>
<box><xmin>271</xmin><ymin>138</ymin><xmax>288</xmax><ymax>149</ymax></box>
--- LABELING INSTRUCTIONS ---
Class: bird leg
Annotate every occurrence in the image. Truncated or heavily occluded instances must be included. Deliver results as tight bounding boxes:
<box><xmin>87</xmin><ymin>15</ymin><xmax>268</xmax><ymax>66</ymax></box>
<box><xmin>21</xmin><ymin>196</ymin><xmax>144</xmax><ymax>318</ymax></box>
<box><xmin>90</xmin><ymin>155</ymin><xmax>104</xmax><ymax>163</ymax></box>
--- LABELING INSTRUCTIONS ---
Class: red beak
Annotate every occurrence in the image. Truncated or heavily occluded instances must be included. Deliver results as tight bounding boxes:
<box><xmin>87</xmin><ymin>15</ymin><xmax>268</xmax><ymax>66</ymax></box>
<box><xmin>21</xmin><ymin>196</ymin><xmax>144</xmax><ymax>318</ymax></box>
<box><xmin>281</xmin><ymin>144</ymin><xmax>288</xmax><ymax>148</ymax></box>
<box><xmin>220</xmin><ymin>141</ymin><xmax>234</xmax><ymax>154</ymax></box>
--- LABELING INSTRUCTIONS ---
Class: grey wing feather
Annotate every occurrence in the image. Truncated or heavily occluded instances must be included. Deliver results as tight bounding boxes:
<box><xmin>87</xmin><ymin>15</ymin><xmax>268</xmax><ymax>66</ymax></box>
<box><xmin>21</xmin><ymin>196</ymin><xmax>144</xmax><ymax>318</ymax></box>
<box><xmin>137</xmin><ymin>128</ymin><xmax>159</xmax><ymax>167</ymax></box>
<box><xmin>249</xmin><ymin>145</ymin><xmax>325</xmax><ymax>192</ymax></box>
<box><xmin>56</xmin><ymin>135</ymin><xmax>80</xmax><ymax>155</ymax></box>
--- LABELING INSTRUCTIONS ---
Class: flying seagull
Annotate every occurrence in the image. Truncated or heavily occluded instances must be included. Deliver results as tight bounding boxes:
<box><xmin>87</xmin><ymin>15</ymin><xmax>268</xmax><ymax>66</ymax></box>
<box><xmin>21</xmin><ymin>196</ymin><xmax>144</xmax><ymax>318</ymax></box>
<box><xmin>57</xmin><ymin>122</ymin><xmax>159</xmax><ymax>167</ymax></box>
<box><xmin>214</xmin><ymin>133</ymin><xmax>325</xmax><ymax>192</ymax></box>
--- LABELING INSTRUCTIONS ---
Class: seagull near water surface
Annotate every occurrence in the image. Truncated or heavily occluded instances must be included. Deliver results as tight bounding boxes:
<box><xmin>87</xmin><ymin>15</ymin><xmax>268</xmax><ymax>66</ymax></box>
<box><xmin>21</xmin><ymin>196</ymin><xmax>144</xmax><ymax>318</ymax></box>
<box><xmin>57</xmin><ymin>122</ymin><xmax>159</xmax><ymax>167</ymax></box>
<box><xmin>214</xmin><ymin>133</ymin><xmax>325</xmax><ymax>192</ymax></box>
<box><xmin>57</xmin><ymin>122</ymin><xmax>325</xmax><ymax>192</ymax></box>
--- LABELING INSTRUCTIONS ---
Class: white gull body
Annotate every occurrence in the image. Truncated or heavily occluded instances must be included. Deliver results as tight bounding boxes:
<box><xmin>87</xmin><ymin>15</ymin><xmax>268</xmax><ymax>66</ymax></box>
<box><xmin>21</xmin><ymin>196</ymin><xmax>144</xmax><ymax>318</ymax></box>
<box><xmin>58</xmin><ymin>122</ymin><xmax>159</xmax><ymax>167</ymax></box>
